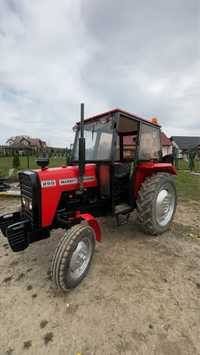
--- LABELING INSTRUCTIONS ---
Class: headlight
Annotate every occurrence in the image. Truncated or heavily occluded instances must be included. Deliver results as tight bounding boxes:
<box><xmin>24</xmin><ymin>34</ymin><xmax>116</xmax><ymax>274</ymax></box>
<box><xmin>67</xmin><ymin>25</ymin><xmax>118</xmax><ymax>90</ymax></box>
<box><xmin>22</xmin><ymin>197</ymin><xmax>32</xmax><ymax>211</ymax></box>
<box><xmin>29</xmin><ymin>201</ymin><xmax>33</xmax><ymax>211</ymax></box>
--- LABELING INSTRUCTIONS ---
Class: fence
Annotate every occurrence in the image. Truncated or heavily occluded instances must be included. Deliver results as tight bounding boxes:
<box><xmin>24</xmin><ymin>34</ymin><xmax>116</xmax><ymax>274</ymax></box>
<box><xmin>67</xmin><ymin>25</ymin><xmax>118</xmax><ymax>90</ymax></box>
<box><xmin>175</xmin><ymin>158</ymin><xmax>200</xmax><ymax>172</ymax></box>
<box><xmin>0</xmin><ymin>155</ymin><xmax>67</xmax><ymax>177</ymax></box>
<box><xmin>0</xmin><ymin>144</ymin><xmax>67</xmax><ymax>157</ymax></box>
<box><xmin>1</xmin><ymin>153</ymin><xmax>200</xmax><ymax>177</ymax></box>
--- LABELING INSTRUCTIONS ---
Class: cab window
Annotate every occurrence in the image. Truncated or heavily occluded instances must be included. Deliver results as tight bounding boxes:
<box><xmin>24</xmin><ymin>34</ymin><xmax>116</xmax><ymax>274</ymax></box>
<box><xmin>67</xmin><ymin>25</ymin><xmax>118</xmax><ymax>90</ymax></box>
<box><xmin>138</xmin><ymin>124</ymin><xmax>161</xmax><ymax>160</ymax></box>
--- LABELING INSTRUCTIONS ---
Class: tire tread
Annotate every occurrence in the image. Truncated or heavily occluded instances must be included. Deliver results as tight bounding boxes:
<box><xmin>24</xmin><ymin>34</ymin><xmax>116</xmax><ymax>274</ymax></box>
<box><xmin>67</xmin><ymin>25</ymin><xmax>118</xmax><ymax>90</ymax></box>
<box><xmin>136</xmin><ymin>173</ymin><xmax>176</xmax><ymax>235</ymax></box>
<box><xmin>51</xmin><ymin>224</ymin><xmax>94</xmax><ymax>291</ymax></box>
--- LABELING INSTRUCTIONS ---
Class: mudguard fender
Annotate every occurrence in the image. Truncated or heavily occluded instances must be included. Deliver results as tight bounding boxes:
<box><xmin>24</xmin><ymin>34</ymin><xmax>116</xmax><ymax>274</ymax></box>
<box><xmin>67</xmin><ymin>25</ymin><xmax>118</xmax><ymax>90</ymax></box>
<box><xmin>78</xmin><ymin>213</ymin><xmax>101</xmax><ymax>241</ymax></box>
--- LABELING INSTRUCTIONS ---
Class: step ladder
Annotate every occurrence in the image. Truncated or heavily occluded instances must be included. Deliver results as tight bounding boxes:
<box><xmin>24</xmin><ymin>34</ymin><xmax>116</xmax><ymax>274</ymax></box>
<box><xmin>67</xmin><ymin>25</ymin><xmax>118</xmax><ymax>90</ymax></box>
<box><xmin>114</xmin><ymin>203</ymin><xmax>133</xmax><ymax>226</ymax></box>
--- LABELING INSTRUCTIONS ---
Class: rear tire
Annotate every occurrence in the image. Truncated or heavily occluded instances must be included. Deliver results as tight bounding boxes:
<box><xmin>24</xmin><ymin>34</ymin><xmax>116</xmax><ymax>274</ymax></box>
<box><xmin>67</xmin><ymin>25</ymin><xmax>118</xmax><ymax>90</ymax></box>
<box><xmin>51</xmin><ymin>224</ymin><xmax>95</xmax><ymax>291</ymax></box>
<box><xmin>136</xmin><ymin>173</ymin><xmax>177</xmax><ymax>235</ymax></box>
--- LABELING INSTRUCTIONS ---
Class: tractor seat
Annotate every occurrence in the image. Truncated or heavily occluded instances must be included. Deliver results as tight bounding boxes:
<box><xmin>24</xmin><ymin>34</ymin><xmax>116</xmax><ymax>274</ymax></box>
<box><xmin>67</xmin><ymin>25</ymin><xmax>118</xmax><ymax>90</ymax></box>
<box><xmin>114</xmin><ymin>163</ymin><xmax>130</xmax><ymax>179</ymax></box>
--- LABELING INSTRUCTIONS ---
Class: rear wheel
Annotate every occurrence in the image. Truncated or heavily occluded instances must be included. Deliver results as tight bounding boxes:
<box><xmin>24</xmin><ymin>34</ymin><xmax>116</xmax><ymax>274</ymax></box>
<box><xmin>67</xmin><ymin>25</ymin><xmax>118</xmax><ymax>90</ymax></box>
<box><xmin>51</xmin><ymin>224</ymin><xmax>95</xmax><ymax>291</ymax></box>
<box><xmin>136</xmin><ymin>173</ymin><xmax>177</xmax><ymax>235</ymax></box>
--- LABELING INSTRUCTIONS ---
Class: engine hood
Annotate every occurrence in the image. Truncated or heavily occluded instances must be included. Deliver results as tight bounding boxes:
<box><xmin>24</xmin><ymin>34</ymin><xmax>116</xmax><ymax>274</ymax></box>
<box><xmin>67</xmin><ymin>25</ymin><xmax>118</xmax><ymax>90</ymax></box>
<box><xmin>36</xmin><ymin>164</ymin><xmax>97</xmax><ymax>190</ymax></box>
<box><xmin>35</xmin><ymin>164</ymin><xmax>97</xmax><ymax>227</ymax></box>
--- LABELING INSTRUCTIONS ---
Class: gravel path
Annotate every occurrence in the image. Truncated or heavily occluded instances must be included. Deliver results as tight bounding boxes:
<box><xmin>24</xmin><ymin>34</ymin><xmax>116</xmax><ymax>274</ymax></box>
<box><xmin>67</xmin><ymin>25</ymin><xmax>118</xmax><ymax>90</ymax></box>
<box><xmin>0</xmin><ymin>197</ymin><xmax>200</xmax><ymax>355</ymax></box>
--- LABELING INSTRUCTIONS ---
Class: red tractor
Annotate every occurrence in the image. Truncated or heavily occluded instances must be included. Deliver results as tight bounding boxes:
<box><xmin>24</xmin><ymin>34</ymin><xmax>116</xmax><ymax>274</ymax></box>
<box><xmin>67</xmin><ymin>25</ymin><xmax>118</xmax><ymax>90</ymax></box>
<box><xmin>0</xmin><ymin>104</ymin><xmax>177</xmax><ymax>291</ymax></box>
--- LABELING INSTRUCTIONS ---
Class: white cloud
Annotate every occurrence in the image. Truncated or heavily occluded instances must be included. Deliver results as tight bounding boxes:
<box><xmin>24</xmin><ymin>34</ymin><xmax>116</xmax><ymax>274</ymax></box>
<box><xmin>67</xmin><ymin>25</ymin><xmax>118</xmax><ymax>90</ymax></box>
<box><xmin>0</xmin><ymin>0</ymin><xmax>89</xmax><ymax>146</ymax></box>
<box><xmin>0</xmin><ymin>0</ymin><xmax>199</xmax><ymax>147</ymax></box>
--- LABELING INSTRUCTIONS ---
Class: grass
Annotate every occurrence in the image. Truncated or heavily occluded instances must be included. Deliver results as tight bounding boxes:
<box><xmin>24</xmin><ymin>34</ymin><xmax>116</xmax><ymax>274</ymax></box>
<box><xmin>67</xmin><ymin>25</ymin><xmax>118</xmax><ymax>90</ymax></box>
<box><xmin>0</xmin><ymin>156</ymin><xmax>199</xmax><ymax>201</ymax></box>
<box><xmin>0</xmin><ymin>156</ymin><xmax>66</xmax><ymax>177</ymax></box>
<box><xmin>176</xmin><ymin>170</ymin><xmax>200</xmax><ymax>201</ymax></box>
<box><xmin>175</xmin><ymin>159</ymin><xmax>200</xmax><ymax>171</ymax></box>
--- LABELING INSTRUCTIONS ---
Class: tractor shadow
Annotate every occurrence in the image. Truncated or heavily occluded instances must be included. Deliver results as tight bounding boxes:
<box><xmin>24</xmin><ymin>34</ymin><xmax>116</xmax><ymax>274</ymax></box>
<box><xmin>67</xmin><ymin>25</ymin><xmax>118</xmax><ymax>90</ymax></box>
<box><xmin>99</xmin><ymin>212</ymin><xmax>158</xmax><ymax>243</ymax></box>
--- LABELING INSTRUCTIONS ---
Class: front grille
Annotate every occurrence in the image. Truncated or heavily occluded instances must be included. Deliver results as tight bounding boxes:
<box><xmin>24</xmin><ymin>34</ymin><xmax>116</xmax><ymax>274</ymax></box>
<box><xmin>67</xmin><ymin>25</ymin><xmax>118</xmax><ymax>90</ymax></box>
<box><xmin>19</xmin><ymin>172</ymin><xmax>33</xmax><ymax>222</ymax></box>
<box><xmin>18</xmin><ymin>170</ymin><xmax>41</xmax><ymax>227</ymax></box>
<box><xmin>7</xmin><ymin>220</ymin><xmax>30</xmax><ymax>252</ymax></box>
<box><xmin>20</xmin><ymin>174</ymin><xmax>32</xmax><ymax>198</ymax></box>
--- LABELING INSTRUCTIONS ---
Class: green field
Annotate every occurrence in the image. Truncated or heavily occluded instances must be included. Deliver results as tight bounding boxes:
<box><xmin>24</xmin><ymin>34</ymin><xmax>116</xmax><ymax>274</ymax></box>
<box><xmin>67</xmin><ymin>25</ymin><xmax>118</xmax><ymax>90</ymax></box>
<box><xmin>1</xmin><ymin>157</ymin><xmax>199</xmax><ymax>201</ymax></box>
<box><xmin>0</xmin><ymin>156</ymin><xmax>66</xmax><ymax>177</ymax></box>
<box><xmin>176</xmin><ymin>171</ymin><xmax>200</xmax><ymax>201</ymax></box>
<box><xmin>175</xmin><ymin>159</ymin><xmax>200</xmax><ymax>171</ymax></box>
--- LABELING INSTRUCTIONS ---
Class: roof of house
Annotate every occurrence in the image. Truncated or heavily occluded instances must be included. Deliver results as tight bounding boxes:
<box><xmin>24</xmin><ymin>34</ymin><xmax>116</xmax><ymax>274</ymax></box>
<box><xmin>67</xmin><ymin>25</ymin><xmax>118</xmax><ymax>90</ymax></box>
<box><xmin>171</xmin><ymin>136</ymin><xmax>200</xmax><ymax>150</ymax></box>
<box><xmin>161</xmin><ymin>132</ymin><xmax>172</xmax><ymax>146</ymax></box>
<box><xmin>6</xmin><ymin>135</ymin><xmax>46</xmax><ymax>147</ymax></box>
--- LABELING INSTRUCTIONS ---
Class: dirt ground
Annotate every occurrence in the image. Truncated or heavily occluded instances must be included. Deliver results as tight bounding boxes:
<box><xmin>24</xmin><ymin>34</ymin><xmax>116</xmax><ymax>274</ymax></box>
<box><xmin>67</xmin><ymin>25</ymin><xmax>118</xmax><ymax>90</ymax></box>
<box><xmin>0</xmin><ymin>197</ymin><xmax>200</xmax><ymax>355</ymax></box>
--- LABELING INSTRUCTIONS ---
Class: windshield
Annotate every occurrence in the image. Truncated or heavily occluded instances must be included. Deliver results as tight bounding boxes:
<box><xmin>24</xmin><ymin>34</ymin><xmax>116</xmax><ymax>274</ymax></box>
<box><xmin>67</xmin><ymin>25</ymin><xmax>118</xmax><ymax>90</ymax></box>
<box><xmin>138</xmin><ymin>124</ymin><xmax>161</xmax><ymax>160</ymax></box>
<box><xmin>73</xmin><ymin>118</ymin><xmax>113</xmax><ymax>161</ymax></box>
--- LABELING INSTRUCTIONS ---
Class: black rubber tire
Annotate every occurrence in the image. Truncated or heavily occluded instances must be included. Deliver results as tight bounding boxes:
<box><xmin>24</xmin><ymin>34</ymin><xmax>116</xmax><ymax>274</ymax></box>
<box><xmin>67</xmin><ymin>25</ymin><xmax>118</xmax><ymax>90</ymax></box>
<box><xmin>51</xmin><ymin>224</ymin><xmax>95</xmax><ymax>291</ymax></box>
<box><xmin>136</xmin><ymin>173</ymin><xmax>177</xmax><ymax>235</ymax></box>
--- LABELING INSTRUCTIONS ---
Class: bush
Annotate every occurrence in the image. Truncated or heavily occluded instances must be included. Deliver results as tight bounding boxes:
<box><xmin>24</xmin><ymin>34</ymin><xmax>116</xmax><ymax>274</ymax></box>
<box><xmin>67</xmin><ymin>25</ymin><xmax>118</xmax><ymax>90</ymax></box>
<box><xmin>12</xmin><ymin>154</ymin><xmax>20</xmax><ymax>170</ymax></box>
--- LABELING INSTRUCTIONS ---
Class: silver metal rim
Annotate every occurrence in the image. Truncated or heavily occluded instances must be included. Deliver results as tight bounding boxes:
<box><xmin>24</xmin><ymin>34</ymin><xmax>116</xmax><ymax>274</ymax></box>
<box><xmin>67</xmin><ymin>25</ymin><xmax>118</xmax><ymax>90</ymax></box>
<box><xmin>69</xmin><ymin>235</ymin><xmax>93</xmax><ymax>280</ymax></box>
<box><xmin>155</xmin><ymin>183</ymin><xmax>175</xmax><ymax>227</ymax></box>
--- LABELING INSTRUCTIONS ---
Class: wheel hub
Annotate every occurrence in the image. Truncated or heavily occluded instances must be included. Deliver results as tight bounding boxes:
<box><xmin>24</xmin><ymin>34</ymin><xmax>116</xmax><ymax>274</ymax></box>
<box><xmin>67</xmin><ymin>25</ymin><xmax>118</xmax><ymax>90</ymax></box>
<box><xmin>69</xmin><ymin>238</ymin><xmax>92</xmax><ymax>280</ymax></box>
<box><xmin>155</xmin><ymin>186</ymin><xmax>175</xmax><ymax>227</ymax></box>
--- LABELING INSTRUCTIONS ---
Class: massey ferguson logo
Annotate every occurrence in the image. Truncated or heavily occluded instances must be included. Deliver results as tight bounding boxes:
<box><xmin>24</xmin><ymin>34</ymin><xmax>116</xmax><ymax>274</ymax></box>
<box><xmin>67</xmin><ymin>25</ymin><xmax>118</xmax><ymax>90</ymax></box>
<box><xmin>59</xmin><ymin>176</ymin><xmax>95</xmax><ymax>186</ymax></box>
<box><xmin>59</xmin><ymin>178</ymin><xmax>78</xmax><ymax>185</ymax></box>
<box><xmin>41</xmin><ymin>180</ymin><xmax>56</xmax><ymax>188</ymax></box>
<box><xmin>84</xmin><ymin>176</ymin><xmax>95</xmax><ymax>182</ymax></box>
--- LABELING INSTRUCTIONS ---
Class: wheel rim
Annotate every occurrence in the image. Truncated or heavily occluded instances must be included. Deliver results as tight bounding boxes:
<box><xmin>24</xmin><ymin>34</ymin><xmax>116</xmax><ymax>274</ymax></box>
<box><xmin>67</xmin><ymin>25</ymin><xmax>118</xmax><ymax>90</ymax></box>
<box><xmin>155</xmin><ymin>183</ymin><xmax>175</xmax><ymax>227</ymax></box>
<box><xmin>69</xmin><ymin>235</ymin><xmax>93</xmax><ymax>280</ymax></box>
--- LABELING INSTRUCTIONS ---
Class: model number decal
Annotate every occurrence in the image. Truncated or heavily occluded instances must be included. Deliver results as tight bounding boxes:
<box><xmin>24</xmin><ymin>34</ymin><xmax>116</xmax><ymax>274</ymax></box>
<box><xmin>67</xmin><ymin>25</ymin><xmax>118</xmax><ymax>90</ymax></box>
<box><xmin>41</xmin><ymin>180</ymin><xmax>56</xmax><ymax>188</ymax></box>
<box><xmin>83</xmin><ymin>176</ymin><xmax>95</xmax><ymax>182</ymax></box>
<box><xmin>59</xmin><ymin>178</ymin><xmax>78</xmax><ymax>185</ymax></box>
<box><xmin>59</xmin><ymin>176</ymin><xmax>95</xmax><ymax>186</ymax></box>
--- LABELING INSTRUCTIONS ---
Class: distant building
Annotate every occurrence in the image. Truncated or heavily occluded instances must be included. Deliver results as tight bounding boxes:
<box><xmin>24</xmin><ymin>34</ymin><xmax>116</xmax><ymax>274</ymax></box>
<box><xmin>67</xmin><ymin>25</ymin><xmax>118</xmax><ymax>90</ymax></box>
<box><xmin>123</xmin><ymin>135</ymin><xmax>137</xmax><ymax>159</ymax></box>
<box><xmin>171</xmin><ymin>136</ymin><xmax>200</xmax><ymax>159</ymax></box>
<box><xmin>161</xmin><ymin>132</ymin><xmax>172</xmax><ymax>157</ymax></box>
<box><xmin>6</xmin><ymin>135</ymin><xmax>46</xmax><ymax>154</ymax></box>
<box><xmin>121</xmin><ymin>131</ymin><xmax>172</xmax><ymax>159</ymax></box>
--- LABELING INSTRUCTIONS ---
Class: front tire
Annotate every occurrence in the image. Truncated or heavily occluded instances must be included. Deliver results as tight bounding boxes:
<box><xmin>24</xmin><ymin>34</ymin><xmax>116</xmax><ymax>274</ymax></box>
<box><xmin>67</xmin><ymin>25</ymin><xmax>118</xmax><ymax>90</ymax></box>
<box><xmin>51</xmin><ymin>224</ymin><xmax>95</xmax><ymax>291</ymax></box>
<box><xmin>136</xmin><ymin>173</ymin><xmax>177</xmax><ymax>235</ymax></box>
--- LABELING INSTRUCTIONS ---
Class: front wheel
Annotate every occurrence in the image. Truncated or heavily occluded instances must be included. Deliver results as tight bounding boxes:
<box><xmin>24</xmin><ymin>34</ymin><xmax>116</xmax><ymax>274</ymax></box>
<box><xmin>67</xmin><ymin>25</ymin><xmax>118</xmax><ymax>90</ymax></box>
<box><xmin>136</xmin><ymin>173</ymin><xmax>177</xmax><ymax>235</ymax></box>
<box><xmin>51</xmin><ymin>224</ymin><xmax>95</xmax><ymax>291</ymax></box>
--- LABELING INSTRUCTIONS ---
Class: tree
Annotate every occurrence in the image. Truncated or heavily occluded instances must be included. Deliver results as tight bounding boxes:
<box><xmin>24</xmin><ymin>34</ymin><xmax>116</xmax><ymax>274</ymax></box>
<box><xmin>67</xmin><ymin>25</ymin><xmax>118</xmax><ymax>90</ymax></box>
<box><xmin>12</xmin><ymin>154</ymin><xmax>20</xmax><ymax>170</ymax></box>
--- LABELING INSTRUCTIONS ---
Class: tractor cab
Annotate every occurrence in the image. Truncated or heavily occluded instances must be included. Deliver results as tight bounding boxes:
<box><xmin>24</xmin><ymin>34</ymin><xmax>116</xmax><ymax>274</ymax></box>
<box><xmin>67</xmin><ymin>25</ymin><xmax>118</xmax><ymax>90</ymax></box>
<box><xmin>72</xmin><ymin>108</ymin><xmax>162</xmax><ymax>216</ymax></box>
<box><xmin>73</xmin><ymin>108</ymin><xmax>161</xmax><ymax>163</ymax></box>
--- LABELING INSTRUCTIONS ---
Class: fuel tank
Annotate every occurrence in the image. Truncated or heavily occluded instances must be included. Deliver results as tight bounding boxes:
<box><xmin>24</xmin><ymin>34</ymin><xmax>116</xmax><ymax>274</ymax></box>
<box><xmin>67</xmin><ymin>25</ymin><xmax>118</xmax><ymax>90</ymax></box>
<box><xmin>36</xmin><ymin>164</ymin><xmax>97</xmax><ymax>227</ymax></box>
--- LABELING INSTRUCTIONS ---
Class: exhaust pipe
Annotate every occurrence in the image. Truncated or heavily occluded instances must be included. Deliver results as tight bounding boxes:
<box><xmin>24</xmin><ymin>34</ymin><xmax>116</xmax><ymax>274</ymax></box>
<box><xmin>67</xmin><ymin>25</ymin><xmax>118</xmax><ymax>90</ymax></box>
<box><xmin>78</xmin><ymin>103</ymin><xmax>86</xmax><ymax>192</ymax></box>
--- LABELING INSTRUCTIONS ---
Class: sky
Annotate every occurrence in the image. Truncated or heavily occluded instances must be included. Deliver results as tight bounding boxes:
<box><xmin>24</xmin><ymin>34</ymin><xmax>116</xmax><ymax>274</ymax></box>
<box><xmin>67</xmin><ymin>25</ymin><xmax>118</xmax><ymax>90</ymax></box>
<box><xmin>0</xmin><ymin>0</ymin><xmax>199</xmax><ymax>147</ymax></box>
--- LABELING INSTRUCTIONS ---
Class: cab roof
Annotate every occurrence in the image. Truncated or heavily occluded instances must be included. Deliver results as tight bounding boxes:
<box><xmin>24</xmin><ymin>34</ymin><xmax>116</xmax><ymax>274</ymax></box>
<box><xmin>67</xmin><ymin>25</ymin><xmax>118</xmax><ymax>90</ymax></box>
<box><xmin>76</xmin><ymin>108</ymin><xmax>160</xmax><ymax>128</ymax></box>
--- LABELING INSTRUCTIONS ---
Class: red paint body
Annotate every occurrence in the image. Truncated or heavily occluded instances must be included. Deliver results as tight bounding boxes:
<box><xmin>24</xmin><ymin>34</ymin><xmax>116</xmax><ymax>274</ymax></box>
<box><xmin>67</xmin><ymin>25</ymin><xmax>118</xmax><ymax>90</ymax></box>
<box><xmin>134</xmin><ymin>162</ymin><xmax>176</xmax><ymax>197</ymax></box>
<box><xmin>78</xmin><ymin>213</ymin><xmax>101</xmax><ymax>241</ymax></box>
<box><xmin>37</xmin><ymin>164</ymin><xmax>97</xmax><ymax>227</ymax></box>
<box><xmin>35</xmin><ymin>162</ymin><xmax>176</xmax><ymax>228</ymax></box>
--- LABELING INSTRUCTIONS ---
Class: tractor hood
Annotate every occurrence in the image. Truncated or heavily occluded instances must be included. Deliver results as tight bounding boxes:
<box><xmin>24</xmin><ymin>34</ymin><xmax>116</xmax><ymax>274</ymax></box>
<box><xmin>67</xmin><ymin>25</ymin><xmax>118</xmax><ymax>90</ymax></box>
<box><xmin>37</xmin><ymin>164</ymin><xmax>97</xmax><ymax>190</ymax></box>
<box><xmin>36</xmin><ymin>164</ymin><xmax>97</xmax><ymax>227</ymax></box>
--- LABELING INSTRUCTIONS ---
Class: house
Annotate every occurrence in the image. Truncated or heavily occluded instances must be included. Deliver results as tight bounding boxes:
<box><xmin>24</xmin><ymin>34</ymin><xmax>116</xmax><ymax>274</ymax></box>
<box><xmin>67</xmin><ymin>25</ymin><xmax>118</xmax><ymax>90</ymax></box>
<box><xmin>171</xmin><ymin>136</ymin><xmax>200</xmax><ymax>159</ymax></box>
<box><xmin>123</xmin><ymin>135</ymin><xmax>137</xmax><ymax>159</ymax></box>
<box><xmin>6</xmin><ymin>135</ymin><xmax>46</xmax><ymax>154</ymax></box>
<box><xmin>161</xmin><ymin>132</ymin><xmax>172</xmax><ymax>156</ymax></box>
<box><xmin>122</xmin><ymin>131</ymin><xmax>172</xmax><ymax>159</ymax></box>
